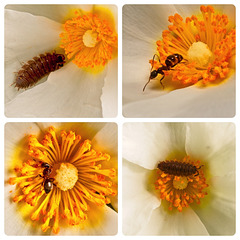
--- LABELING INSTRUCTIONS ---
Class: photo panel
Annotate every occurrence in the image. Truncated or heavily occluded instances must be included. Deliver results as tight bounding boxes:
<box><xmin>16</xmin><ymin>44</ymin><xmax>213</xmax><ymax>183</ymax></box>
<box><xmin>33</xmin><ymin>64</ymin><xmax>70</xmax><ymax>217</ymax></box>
<box><xmin>5</xmin><ymin>4</ymin><xmax>118</xmax><ymax>118</ymax></box>
<box><xmin>5</xmin><ymin>122</ymin><xmax>118</xmax><ymax>235</ymax></box>
<box><xmin>122</xmin><ymin>122</ymin><xmax>235</xmax><ymax>235</ymax></box>
<box><xmin>122</xmin><ymin>4</ymin><xmax>236</xmax><ymax>118</ymax></box>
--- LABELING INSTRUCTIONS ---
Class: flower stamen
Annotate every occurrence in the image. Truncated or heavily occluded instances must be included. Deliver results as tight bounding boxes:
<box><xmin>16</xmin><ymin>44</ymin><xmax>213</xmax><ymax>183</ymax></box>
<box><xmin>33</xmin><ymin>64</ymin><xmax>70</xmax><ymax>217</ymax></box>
<box><xmin>153</xmin><ymin>5</ymin><xmax>235</xmax><ymax>88</ymax></box>
<box><xmin>155</xmin><ymin>156</ymin><xmax>208</xmax><ymax>212</ymax></box>
<box><xmin>60</xmin><ymin>10</ymin><xmax>117</xmax><ymax>68</ymax></box>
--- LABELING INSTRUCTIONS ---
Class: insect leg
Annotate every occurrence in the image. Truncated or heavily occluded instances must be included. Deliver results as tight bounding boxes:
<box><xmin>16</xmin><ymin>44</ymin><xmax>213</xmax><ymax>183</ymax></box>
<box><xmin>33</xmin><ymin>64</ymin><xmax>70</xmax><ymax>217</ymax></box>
<box><xmin>143</xmin><ymin>54</ymin><xmax>161</xmax><ymax>92</ymax></box>
<box><xmin>159</xmin><ymin>74</ymin><xmax>165</xmax><ymax>89</ymax></box>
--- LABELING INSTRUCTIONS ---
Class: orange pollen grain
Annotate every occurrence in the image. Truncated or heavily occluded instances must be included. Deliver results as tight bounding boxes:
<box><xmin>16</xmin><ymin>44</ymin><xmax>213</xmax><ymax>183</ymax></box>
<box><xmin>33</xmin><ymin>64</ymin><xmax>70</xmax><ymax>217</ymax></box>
<box><xmin>155</xmin><ymin>156</ymin><xmax>208</xmax><ymax>212</ymax></box>
<box><xmin>9</xmin><ymin>127</ymin><xmax>116</xmax><ymax>234</ymax></box>
<box><xmin>60</xmin><ymin>12</ymin><xmax>117</xmax><ymax>68</ymax></box>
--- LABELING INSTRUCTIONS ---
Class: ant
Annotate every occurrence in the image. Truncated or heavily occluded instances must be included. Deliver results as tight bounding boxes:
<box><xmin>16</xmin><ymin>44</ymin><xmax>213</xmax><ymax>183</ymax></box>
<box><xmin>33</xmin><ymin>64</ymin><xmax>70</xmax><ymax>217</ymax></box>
<box><xmin>39</xmin><ymin>162</ymin><xmax>55</xmax><ymax>194</ymax></box>
<box><xmin>143</xmin><ymin>53</ymin><xmax>183</xmax><ymax>91</ymax></box>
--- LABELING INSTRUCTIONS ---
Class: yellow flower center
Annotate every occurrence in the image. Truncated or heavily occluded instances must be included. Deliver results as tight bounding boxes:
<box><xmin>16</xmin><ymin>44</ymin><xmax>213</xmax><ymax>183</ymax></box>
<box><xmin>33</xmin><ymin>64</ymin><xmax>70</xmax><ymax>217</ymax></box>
<box><xmin>9</xmin><ymin>127</ymin><xmax>116</xmax><ymax>234</ymax></box>
<box><xmin>60</xmin><ymin>10</ymin><xmax>117</xmax><ymax>68</ymax></box>
<box><xmin>55</xmin><ymin>163</ymin><xmax>78</xmax><ymax>191</ymax></box>
<box><xmin>187</xmin><ymin>41</ymin><xmax>213</xmax><ymax>67</ymax></box>
<box><xmin>82</xmin><ymin>30</ymin><xmax>98</xmax><ymax>47</ymax></box>
<box><xmin>150</xmin><ymin>5</ymin><xmax>235</xmax><ymax>89</ymax></box>
<box><xmin>155</xmin><ymin>156</ymin><xmax>208</xmax><ymax>212</ymax></box>
<box><xmin>172</xmin><ymin>176</ymin><xmax>188</xmax><ymax>190</ymax></box>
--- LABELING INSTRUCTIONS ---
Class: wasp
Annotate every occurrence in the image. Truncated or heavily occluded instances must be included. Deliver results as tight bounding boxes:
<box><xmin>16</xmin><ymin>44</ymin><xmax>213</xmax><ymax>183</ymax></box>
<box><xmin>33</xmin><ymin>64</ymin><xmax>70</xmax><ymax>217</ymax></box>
<box><xmin>39</xmin><ymin>162</ymin><xmax>55</xmax><ymax>194</ymax></box>
<box><xmin>143</xmin><ymin>53</ymin><xmax>183</xmax><ymax>91</ymax></box>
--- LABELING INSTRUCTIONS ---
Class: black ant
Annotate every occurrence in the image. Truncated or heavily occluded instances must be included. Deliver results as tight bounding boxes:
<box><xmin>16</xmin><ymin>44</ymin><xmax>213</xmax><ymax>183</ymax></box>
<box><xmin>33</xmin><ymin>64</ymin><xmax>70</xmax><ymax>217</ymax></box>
<box><xmin>143</xmin><ymin>53</ymin><xmax>183</xmax><ymax>91</ymax></box>
<box><xmin>39</xmin><ymin>162</ymin><xmax>55</xmax><ymax>194</ymax></box>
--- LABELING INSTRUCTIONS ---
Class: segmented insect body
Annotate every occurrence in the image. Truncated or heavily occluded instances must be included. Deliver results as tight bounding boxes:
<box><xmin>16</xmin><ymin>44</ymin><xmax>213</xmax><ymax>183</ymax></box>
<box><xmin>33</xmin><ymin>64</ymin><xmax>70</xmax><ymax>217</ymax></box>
<box><xmin>39</xmin><ymin>162</ymin><xmax>55</xmax><ymax>194</ymax></box>
<box><xmin>14</xmin><ymin>52</ymin><xmax>65</xmax><ymax>89</ymax></box>
<box><xmin>143</xmin><ymin>53</ymin><xmax>183</xmax><ymax>91</ymax></box>
<box><xmin>157</xmin><ymin>160</ymin><xmax>201</xmax><ymax>177</ymax></box>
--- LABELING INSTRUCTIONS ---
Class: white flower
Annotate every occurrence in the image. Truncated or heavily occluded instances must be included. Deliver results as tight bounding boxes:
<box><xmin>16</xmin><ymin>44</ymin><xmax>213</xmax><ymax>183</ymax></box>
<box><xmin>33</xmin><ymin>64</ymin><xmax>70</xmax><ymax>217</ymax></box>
<box><xmin>5</xmin><ymin>122</ymin><xmax>118</xmax><ymax>235</ymax></box>
<box><xmin>5</xmin><ymin>4</ymin><xmax>118</xmax><ymax>117</ymax></box>
<box><xmin>123</xmin><ymin>5</ymin><xmax>235</xmax><ymax>117</ymax></box>
<box><xmin>123</xmin><ymin>122</ymin><xmax>235</xmax><ymax>235</ymax></box>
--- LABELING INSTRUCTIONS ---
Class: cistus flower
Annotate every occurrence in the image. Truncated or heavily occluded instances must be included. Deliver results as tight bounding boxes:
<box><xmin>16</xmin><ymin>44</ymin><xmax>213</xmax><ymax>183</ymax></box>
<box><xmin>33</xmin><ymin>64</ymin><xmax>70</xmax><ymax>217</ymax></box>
<box><xmin>5</xmin><ymin>123</ymin><xmax>118</xmax><ymax>235</ymax></box>
<box><xmin>123</xmin><ymin>5</ymin><xmax>235</xmax><ymax>117</ymax></box>
<box><xmin>5</xmin><ymin>5</ymin><xmax>118</xmax><ymax>117</ymax></box>
<box><xmin>123</xmin><ymin>122</ymin><xmax>235</xmax><ymax>235</ymax></box>
<box><xmin>152</xmin><ymin>5</ymin><xmax>235</xmax><ymax>87</ymax></box>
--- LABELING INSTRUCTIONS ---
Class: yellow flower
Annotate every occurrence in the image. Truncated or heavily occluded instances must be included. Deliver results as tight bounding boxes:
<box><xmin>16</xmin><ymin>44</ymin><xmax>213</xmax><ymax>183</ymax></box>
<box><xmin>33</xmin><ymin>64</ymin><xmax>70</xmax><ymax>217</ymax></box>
<box><xmin>5</xmin><ymin>123</ymin><xmax>118</xmax><ymax>235</ymax></box>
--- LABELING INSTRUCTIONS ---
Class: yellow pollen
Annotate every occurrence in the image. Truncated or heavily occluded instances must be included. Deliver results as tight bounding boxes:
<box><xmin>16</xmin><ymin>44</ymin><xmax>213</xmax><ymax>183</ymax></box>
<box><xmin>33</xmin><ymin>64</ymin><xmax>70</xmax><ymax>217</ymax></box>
<box><xmin>55</xmin><ymin>163</ymin><xmax>78</xmax><ymax>191</ymax></box>
<box><xmin>8</xmin><ymin>127</ymin><xmax>117</xmax><ymax>234</ymax></box>
<box><xmin>172</xmin><ymin>176</ymin><xmax>188</xmax><ymax>190</ymax></box>
<box><xmin>82</xmin><ymin>30</ymin><xmax>98</xmax><ymax>47</ymax></box>
<box><xmin>187</xmin><ymin>42</ymin><xmax>213</xmax><ymax>67</ymax></box>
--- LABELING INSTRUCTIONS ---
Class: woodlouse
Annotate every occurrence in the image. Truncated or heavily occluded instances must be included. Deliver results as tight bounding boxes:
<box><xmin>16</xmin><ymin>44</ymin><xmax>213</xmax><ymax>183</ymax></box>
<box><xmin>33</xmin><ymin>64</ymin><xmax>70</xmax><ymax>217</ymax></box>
<box><xmin>13</xmin><ymin>52</ymin><xmax>65</xmax><ymax>89</ymax></box>
<box><xmin>157</xmin><ymin>160</ymin><xmax>203</xmax><ymax>177</ymax></box>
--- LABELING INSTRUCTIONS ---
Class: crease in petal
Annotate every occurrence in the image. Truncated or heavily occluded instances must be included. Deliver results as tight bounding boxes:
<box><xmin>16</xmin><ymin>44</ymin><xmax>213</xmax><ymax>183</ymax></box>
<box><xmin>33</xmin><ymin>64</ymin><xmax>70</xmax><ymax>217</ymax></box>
<box><xmin>5</xmin><ymin>9</ymin><xmax>63</xmax><ymax>102</ymax></box>
<box><xmin>138</xmin><ymin>205</ymin><xmax>209</xmax><ymax>235</ymax></box>
<box><xmin>192</xmin><ymin>181</ymin><xmax>235</xmax><ymax>235</ymax></box>
<box><xmin>101</xmin><ymin>58</ymin><xmax>118</xmax><ymax>118</ymax></box>
<box><xmin>5</xmin><ymin>62</ymin><xmax>106</xmax><ymax>117</ymax></box>
<box><xmin>185</xmin><ymin>122</ymin><xmax>235</xmax><ymax>162</ymax></box>
<box><xmin>122</xmin><ymin>160</ymin><xmax>160</xmax><ymax>235</ymax></box>
<box><xmin>123</xmin><ymin>123</ymin><xmax>173</xmax><ymax>170</ymax></box>
<box><xmin>123</xmin><ymin>74</ymin><xmax>235</xmax><ymax>117</ymax></box>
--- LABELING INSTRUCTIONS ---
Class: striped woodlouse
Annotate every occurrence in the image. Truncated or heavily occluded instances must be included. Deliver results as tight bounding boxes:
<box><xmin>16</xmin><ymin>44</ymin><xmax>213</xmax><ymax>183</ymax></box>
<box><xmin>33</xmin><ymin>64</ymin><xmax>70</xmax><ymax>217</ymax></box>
<box><xmin>157</xmin><ymin>160</ymin><xmax>203</xmax><ymax>177</ymax></box>
<box><xmin>13</xmin><ymin>52</ymin><xmax>66</xmax><ymax>90</ymax></box>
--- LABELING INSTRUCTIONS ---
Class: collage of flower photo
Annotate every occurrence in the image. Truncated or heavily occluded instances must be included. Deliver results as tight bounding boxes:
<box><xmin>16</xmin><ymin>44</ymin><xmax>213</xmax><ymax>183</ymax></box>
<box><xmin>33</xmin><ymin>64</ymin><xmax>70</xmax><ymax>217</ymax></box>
<box><xmin>3</xmin><ymin>2</ymin><xmax>237</xmax><ymax>238</ymax></box>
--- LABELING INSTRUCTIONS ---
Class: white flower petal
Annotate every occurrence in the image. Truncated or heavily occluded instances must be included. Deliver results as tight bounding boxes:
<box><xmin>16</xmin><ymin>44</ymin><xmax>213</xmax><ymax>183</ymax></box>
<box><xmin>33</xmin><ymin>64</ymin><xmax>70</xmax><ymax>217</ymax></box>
<box><xmin>92</xmin><ymin>123</ymin><xmax>118</xmax><ymax>211</ymax></box>
<box><xmin>123</xmin><ymin>122</ymin><xmax>187</xmax><ymax>169</ymax></box>
<box><xmin>5</xmin><ymin>9</ymin><xmax>63</xmax><ymax>102</ymax></box>
<box><xmin>5</xmin><ymin>4</ymin><xmax>93</xmax><ymax>23</ymax></box>
<box><xmin>138</xmin><ymin>206</ymin><xmax>209</xmax><ymax>235</ymax></box>
<box><xmin>92</xmin><ymin>122</ymin><xmax>118</xmax><ymax>157</ymax></box>
<box><xmin>193</xmin><ymin>174</ymin><xmax>235</xmax><ymax>235</ymax></box>
<box><xmin>123</xmin><ymin>5</ymin><xmax>178</xmax><ymax>42</ymax></box>
<box><xmin>122</xmin><ymin>160</ymin><xmax>161</xmax><ymax>235</ymax></box>
<box><xmin>5</xmin><ymin>62</ymin><xmax>105</xmax><ymax>117</ymax></box>
<box><xmin>123</xmin><ymin>123</ymin><xmax>170</xmax><ymax>169</ymax></box>
<box><xmin>123</xmin><ymin>5</ymin><xmax>178</xmax><ymax>106</ymax></box>
<box><xmin>101</xmin><ymin>58</ymin><xmax>118</xmax><ymax>117</ymax></box>
<box><xmin>123</xmin><ymin>75</ymin><xmax>235</xmax><ymax>117</ymax></box>
<box><xmin>185</xmin><ymin>123</ymin><xmax>235</xmax><ymax>176</ymax></box>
